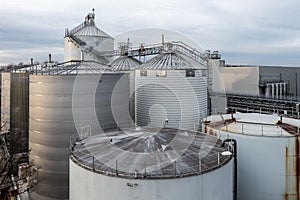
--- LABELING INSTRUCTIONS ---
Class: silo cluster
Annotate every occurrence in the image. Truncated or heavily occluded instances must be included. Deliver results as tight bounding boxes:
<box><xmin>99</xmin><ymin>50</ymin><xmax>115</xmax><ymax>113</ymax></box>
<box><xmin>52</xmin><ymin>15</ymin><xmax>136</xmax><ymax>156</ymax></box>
<box><xmin>0</xmin><ymin>9</ymin><xmax>244</xmax><ymax>200</ymax></box>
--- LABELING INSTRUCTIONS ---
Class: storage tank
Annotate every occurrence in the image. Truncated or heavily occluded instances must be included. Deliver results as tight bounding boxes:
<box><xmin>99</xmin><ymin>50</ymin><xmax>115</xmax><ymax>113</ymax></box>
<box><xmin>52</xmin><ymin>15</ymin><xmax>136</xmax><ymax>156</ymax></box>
<box><xmin>110</xmin><ymin>55</ymin><xmax>141</xmax><ymax>122</ymax></box>
<box><xmin>64</xmin><ymin>9</ymin><xmax>114</xmax><ymax>64</ymax></box>
<box><xmin>70</xmin><ymin>127</ymin><xmax>233</xmax><ymax>200</ymax></box>
<box><xmin>1</xmin><ymin>72</ymin><xmax>29</xmax><ymax>172</ymax></box>
<box><xmin>203</xmin><ymin>112</ymin><xmax>300</xmax><ymax>200</ymax></box>
<box><xmin>29</xmin><ymin>62</ymin><xmax>130</xmax><ymax>200</ymax></box>
<box><xmin>135</xmin><ymin>43</ymin><xmax>207</xmax><ymax>130</ymax></box>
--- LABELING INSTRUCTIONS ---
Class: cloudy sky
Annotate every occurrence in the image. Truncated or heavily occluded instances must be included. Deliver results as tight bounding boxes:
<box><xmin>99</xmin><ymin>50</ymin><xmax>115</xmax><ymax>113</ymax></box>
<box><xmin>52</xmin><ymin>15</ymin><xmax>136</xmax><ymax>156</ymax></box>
<box><xmin>1</xmin><ymin>0</ymin><xmax>300</xmax><ymax>66</ymax></box>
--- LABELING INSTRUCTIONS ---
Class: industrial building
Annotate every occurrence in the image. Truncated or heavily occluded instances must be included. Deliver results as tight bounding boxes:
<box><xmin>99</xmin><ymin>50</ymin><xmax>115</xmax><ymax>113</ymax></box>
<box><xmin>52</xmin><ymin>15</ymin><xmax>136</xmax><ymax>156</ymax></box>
<box><xmin>70</xmin><ymin>127</ymin><xmax>233</xmax><ymax>200</ymax></box>
<box><xmin>1</xmin><ymin>8</ymin><xmax>300</xmax><ymax>200</ymax></box>
<box><xmin>207</xmin><ymin>54</ymin><xmax>300</xmax><ymax>115</ymax></box>
<box><xmin>203</xmin><ymin>113</ymin><xmax>300</xmax><ymax>200</ymax></box>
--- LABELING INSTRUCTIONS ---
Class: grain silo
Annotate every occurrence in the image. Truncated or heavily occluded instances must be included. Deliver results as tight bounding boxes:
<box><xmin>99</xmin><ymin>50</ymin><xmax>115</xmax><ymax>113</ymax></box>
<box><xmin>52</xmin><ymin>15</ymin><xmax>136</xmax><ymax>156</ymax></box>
<box><xmin>29</xmin><ymin>62</ymin><xmax>130</xmax><ymax>200</ymax></box>
<box><xmin>203</xmin><ymin>112</ymin><xmax>300</xmax><ymax>200</ymax></box>
<box><xmin>1</xmin><ymin>72</ymin><xmax>29</xmax><ymax>172</ymax></box>
<box><xmin>135</xmin><ymin>43</ymin><xmax>207</xmax><ymax>130</ymax></box>
<box><xmin>64</xmin><ymin>9</ymin><xmax>114</xmax><ymax>64</ymax></box>
<box><xmin>70</xmin><ymin>127</ymin><xmax>233</xmax><ymax>200</ymax></box>
<box><xmin>110</xmin><ymin>54</ymin><xmax>141</xmax><ymax>123</ymax></box>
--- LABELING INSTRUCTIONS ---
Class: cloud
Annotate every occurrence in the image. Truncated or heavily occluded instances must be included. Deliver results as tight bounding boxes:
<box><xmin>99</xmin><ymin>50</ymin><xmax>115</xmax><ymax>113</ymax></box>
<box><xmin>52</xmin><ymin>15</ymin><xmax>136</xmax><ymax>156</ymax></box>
<box><xmin>0</xmin><ymin>0</ymin><xmax>300</xmax><ymax>65</ymax></box>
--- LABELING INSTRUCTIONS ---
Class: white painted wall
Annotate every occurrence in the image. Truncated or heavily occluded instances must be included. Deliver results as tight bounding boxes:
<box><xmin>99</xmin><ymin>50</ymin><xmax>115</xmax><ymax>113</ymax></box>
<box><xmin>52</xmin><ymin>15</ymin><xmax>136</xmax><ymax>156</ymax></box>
<box><xmin>70</xmin><ymin>159</ymin><xmax>233</xmax><ymax>200</ymax></box>
<box><xmin>219</xmin><ymin>67</ymin><xmax>260</xmax><ymax>95</ymax></box>
<box><xmin>204</xmin><ymin>114</ymin><xmax>300</xmax><ymax>200</ymax></box>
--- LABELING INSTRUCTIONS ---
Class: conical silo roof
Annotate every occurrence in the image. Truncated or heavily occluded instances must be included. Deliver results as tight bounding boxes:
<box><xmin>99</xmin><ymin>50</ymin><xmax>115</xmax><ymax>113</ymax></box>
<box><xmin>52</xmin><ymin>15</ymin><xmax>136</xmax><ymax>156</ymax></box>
<box><xmin>110</xmin><ymin>56</ymin><xmax>141</xmax><ymax>71</ymax></box>
<box><xmin>70</xmin><ymin>11</ymin><xmax>112</xmax><ymax>38</ymax></box>
<box><xmin>139</xmin><ymin>51</ymin><xmax>206</xmax><ymax>70</ymax></box>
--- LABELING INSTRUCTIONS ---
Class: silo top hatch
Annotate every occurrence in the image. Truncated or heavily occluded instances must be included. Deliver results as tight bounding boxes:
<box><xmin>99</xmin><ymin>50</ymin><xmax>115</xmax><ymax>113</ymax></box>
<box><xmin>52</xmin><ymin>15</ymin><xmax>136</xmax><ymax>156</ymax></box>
<box><xmin>68</xmin><ymin>9</ymin><xmax>112</xmax><ymax>38</ymax></box>
<box><xmin>70</xmin><ymin>127</ymin><xmax>232</xmax><ymax>179</ymax></box>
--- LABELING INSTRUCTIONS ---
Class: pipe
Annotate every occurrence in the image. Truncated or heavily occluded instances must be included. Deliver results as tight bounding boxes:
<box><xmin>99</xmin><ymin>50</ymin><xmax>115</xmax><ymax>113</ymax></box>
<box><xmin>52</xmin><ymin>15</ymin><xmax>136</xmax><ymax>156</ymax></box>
<box><xmin>49</xmin><ymin>54</ymin><xmax>52</xmax><ymax>63</ymax></box>
<box><xmin>222</xmin><ymin>138</ymin><xmax>237</xmax><ymax>200</ymax></box>
<box><xmin>296</xmin><ymin>73</ymin><xmax>298</xmax><ymax>97</ymax></box>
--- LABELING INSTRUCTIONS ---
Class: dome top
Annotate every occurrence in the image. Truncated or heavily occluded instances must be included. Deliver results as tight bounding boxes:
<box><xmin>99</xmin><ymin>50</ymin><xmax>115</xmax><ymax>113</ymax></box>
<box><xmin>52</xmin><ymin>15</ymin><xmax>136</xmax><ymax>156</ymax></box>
<box><xmin>110</xmin><ymin>56</ymin><xmax>141</xmax><ymax>71</ymax></box>
<box><xmin>139</xmin><ymin>51</ymin><xmax>206</xmax><ymax>70</ymax></box>
<box><xmin>70</xmin><ymin>127</ymin><xmax>232</xmax><ymax>179</ymax></box>
<box><xmin>69</xmin><ymin>9</ymin><xmax>112</xmax><ymax>38</ymax></box>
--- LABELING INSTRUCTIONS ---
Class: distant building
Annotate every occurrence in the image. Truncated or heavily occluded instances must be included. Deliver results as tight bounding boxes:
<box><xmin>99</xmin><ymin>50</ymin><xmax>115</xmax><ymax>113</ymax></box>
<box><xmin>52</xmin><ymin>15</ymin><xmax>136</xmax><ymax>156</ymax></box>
<box><xmin>207</xmin><ymin>53</ymin><xmax>300</xmax><ymax>114</ymax></box>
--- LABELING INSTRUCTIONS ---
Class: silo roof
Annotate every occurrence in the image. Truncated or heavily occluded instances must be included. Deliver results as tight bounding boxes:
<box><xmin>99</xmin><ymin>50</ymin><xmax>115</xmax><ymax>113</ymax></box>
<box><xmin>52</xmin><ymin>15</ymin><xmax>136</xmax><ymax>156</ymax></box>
<box><xmin>70</xmin><ymin>127</ymin><xmax>232</xmax><ymax>179</ymax></box>
<box><xmin>72</xmin><ymin>25</ymin><xmax>112</xmax><ymax>38</ymax></box>
<box><xmin>69</xmin><ymin>11</ymin><xmax>112</xmax><ymax>38</ymax></box>
<box><xmin>139</xmin><ymin>51</ymin><xmax>206</xmax><ymax>70</ymax></box>
<box><xmin>110</xmin><ymin>56</ymin><xmax>141</xmax><ymax>71</ymax></box>
<box><xmin>205</xmin><ymin>113</ymin><xmax>300</xmax><ymax>137</ymax></box>
<box><xmin>26</xmin><ymin>61</ymin><xmax>113</xmax><ymax>75</ymax></box>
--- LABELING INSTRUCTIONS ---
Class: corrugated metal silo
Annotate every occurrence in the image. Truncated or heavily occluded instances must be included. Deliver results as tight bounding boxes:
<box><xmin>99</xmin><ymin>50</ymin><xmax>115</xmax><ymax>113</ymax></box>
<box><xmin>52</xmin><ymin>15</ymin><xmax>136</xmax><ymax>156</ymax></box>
<box><xmin>203</xmin><ymin>113</ymin><xmax>300</xmax><ymax>200</ymax></box>
<box><xmin>29</xmin><ymin>62</ymin><xmax>130</xmax><ymax>200</ymax></box>
<box><xmin>70</xmin><ymin>127</ymin><xmax>233</xmax><ymax>200</ymax></box>
<box><xmin>135</xmin><ymin>44</ymin><xmax>207</xmax><ymax>130</ymax></box>
<box><xmin>1</xmin><ymin>72</ymin><xmax>29</xmax><ymax>172</ymax></box>
<box><xmin>110</xmin><ymin>56</ymin><xmax>141</xmax><ymax>122</ymax></box>
<box><xmin>64</xmin><ymin>10</ymin><xmax>114</xmax><ymax>64</ymax></box>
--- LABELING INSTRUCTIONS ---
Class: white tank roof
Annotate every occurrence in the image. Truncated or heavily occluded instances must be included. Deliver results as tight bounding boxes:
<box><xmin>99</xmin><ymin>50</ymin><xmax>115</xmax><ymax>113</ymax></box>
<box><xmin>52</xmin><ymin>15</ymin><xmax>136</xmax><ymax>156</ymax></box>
<box><xmin>70</xmin><ymin>127</ymin><xmax>231</xmax><ymax>179</ymax></box>
<box><xmin>205</xmin><ymin>113</ymin><xmax>300</xmax><ymax>137</ymax></box>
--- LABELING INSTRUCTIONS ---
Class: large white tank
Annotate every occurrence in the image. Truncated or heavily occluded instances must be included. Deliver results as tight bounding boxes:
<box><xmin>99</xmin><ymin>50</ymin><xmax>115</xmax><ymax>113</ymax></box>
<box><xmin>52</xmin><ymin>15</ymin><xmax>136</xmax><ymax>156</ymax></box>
<box><xmin>64</xmin><ymin>10</ymin><xmax>114</xmax><ymax>64</ymax></box>
<box><xmin>135</xmin><ymin>45</ymin><xmax>207</xmax><ymax>130</ymax></box>
<box><xmin>70</xmin><ymin>127</ymin><xmax>233</xmax><ymax>200</ymax></box>
<box><xmin>203</xmin><ymin>112</ymin><xmax>300</xmax><ymax>200</ymax></box>
<box><xmin>29</xmin><ymin>62</ymin><xmax>130</xmax><ymax>200</ymax></box>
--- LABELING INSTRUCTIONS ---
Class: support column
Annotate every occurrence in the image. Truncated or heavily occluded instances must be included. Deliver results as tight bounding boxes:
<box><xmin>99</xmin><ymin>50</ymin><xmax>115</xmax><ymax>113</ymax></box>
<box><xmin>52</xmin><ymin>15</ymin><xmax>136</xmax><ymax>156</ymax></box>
<box><xmin>265</xmin><ymin>84</ymin><xmax>271</xmax><ymax>97</ymax></box>
<box><xmin>279</xmin><ymin>83</ymin><xmax>282</xmax><ymax>98</ymax></box>
<box><xmin>276</xmin><ymin>83</ymin><xmax>279</xmax><ymax>98</ymax></box>
<box><xmin>271</xmin><ymin>84</ymin><xmax>275</xmax><ymax>97</ymax></box>
<box><xmin>283</xmin><ymin>83</ymin><xmax>287</xmax><ymax>96</ymax></box>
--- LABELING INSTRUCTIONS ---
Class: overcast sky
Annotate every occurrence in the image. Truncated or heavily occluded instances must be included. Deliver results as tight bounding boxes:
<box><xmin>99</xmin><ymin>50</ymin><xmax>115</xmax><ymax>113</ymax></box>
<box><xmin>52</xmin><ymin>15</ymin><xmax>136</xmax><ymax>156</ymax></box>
<box><xmin>1</xmin><ymin>0</ymin><xmax>300</xmax><ymax>66</ymax></box>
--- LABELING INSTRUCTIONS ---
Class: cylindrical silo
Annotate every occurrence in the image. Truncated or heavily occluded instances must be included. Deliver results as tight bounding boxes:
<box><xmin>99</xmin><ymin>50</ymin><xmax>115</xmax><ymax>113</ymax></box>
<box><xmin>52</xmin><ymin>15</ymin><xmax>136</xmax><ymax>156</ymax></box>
<box><xmin>203</xmin><ymin>112</ymin><xmax>300</xmax><ymax>200</ymax></box>
<box><xmin>110</xmin><ymin>56</ymin><xmax>141</xmax><ymax>122</ymax></box>
<box><xmin>135</xmin><ymin>45</ymin><xmax>207</xmax><ymax>130</ymax></box>
<box><xmin>64</xmin><ymin>10</ymin><xmax>114</xmax><ymax>64</ymax></box>
<box><xmin>70</xmin><ymin>127</ymin><xmax>233</xmax><ymax>200</ymax></box>
<box><xmin>29</xmin><ymin>62</ymin><xmax>130</xmax><ymax>200</ymax></box>
<box><xmin>1</xmin><ymin>72</ymin><xmax>29</xmax><ymax>173</ymax></box>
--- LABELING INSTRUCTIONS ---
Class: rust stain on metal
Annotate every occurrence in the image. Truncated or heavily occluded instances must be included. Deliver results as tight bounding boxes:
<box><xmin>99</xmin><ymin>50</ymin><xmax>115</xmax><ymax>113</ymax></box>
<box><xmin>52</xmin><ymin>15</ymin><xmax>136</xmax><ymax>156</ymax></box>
<box><xmin>284</xmin><ymin>136</ymin><xmax>300</xmax><ymax>200</ymax></box>
<box><xmin>279</xmin><ymin>122</ymin><xmax>300</xmax><ymax>136</ymax></box>
<box><xmin>285</xmin><ymin>146</ymin><xmax>289</xmax><ymax>200</ymax></box>
<box><xmin>296</xmin><ymin>136</ymin><xmax>300</xmax><ymax>199</ymax></box>
<box><xmin>204</xmin><ymin>124</ymin><xmax>208</xmax><ymax>134</ymax></box>
<box><xmin>208</xmin><ymin>129</ymin><xmax>217</xmax><ymax>137</ymax></box>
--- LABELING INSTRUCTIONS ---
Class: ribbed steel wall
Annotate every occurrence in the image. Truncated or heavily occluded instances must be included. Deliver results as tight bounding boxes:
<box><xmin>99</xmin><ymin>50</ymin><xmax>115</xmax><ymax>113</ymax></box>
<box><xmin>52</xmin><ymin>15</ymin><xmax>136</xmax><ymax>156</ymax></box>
<box><xmin>135</xmin><ymin>70</ymin><xmax>207</xmax><ymax>130</ymax></box>
<box><xmin>1</xmin><ymin>72</ymin><xmax>10</xmax><ymax>132</ymax></box>
<box><xmin>29</xmin><ymin>73</ymin><xmax>130</xmax><ymax>200</ymax></box>
<box><xmin>10</xmin><ymin>73</ymin><xmax>29</xmax><ymax>155</ymax></box>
